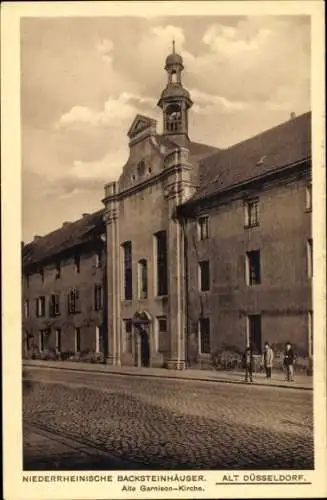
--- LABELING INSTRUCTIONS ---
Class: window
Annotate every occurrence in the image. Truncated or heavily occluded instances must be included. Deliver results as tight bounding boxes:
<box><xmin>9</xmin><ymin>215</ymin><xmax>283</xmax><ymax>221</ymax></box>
<box><xmin>123</xmin><ymin>319</ymin><xmax>132</xmax><ymax>353</ymax></box>
<box><xmin>24</xmin><ymin>300</ymin><xmax>29</xmax><ymax>318</ymax></box>
<box><xmin>95</xmin><ymin>326</ymin><xmax>102</xmax><ymax>353</ymax></box>
<box><xmin>247</xmin><ymin>315</ymin><xmax>262</xmax><ymax>354</ymax></box>
<box><xmin>68</xmin><ymin>289</ymin><xmax>81</xmax><ymax>314</ymax></box>
<box><xmin>246</xmin><ymin>250</ymin><xmax>261</xmax><ymax>285</ymax></box>
<box><xmin>198</xmin><ymin>318</ymin><xmax>210</xmax><ymax>354</ymax></box>
<box><xmin>307</xmin><ymin>238</ymin><xmax>313</xmax><ymax>278</ymax></box>
<box><xmin>95</xmin><ymin>251</ymin><xmax>102</xmax><ymax>268</ymax></box>
<box><xmin>49</xmin><ymin>294</ymin><xmax>60</xmax><ymax>317</ymax></box>
<box><xmin>94</xmin><ymin>285</ymin><xmax>103</xmax><ymax>310</ymax></box>
<box><xmin>25</xmin><ymin>274</ymin><xmax>30</xmax><ymax>288</ymax></box>
<box><xmin>244</xmin><ymin>199</ymin><xmax>259</xmax><ymax>228</ymax></box>
<box><xmin>306</xmin><ymin>184</ymin><xmax>312</xmax><ymax>212</ymax></box>
<box><xmin>198</xmin><ymin>216</ymin><xmax>209</xmax><ymax>240</ymax></box>
<box><xmin>55</xmin><ymin>329</ymin><xmax>62</xmax><ymax>352</ymax></box>
<box><xmin>36</xmin><ymin>296</ymin><xmax>46</xmax><ymax>317</ymax></box>
<box><xmin>199</xmin><ymin>261</ymin><xmax>210</xmax><ymax>291</ymax></box>
<box><xmin>122</xmin><ymin>241</ymin><xmax>133</xmax><ymax>300</ymax></box>
<box><xmin>40</xmin><ymin>269</ymin><xmax>45</xmax><ymax>284</ymax></box>
<box><xmin>308</xmin><ymin>311</ymin><xmax>313</xmax><ymax>358</ymax></box>
<box><xmin>155</xmin><ymin>231</ymin><xmax>168</xmax><ymax>296</ymax></box>
<box><xmin>75</xmin><ymin>327</ymin><xmax>81</xmax><ymax>353</ymax></box>
<box><xmin>157</xmin><ymin>316</ymin><xmax>167</xmax><ymax>353</ymax></box>
<box><xmin>55</xmin><ymin>261</ymin><xmax>61</xmax><ymax>279</ymax></box>
<box><xmin>138</xmin><ymin>259</ymin><xmax>148</xmax><ymax>299</ymax></box>
<box><xmin>39</xmin><ymin>330</ymin><xmax>45</xmax><ymax>352</ymax></box>
<box><xmin>74</xmin><ymin>255</ymin><xmax>80</xmax><ymax>274</ymax></box>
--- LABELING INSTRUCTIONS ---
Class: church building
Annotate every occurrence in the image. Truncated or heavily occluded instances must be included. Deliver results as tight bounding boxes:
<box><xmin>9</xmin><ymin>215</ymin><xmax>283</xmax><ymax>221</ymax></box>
<box><xmin>103</xmin><ymin>44</ymin><xmax>312</xmax><ymax>370</ymax></box>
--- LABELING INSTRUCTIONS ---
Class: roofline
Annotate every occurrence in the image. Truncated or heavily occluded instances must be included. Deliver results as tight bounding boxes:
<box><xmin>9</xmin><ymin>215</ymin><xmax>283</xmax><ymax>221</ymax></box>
<box><xmin>183</xmin><ymin>156</ymin><xmax>311</xmax><ymax>210</ymax></box>
<box><xmin>22</xmin><ymin>234</ymin><xmax>105</xmax><ymax>271</ymax></box>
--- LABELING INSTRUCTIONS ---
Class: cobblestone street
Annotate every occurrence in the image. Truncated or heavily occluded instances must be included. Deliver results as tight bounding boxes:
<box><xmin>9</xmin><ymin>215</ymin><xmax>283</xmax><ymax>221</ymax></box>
<box><xmin>23</xmin><ymin>367</ymin><xmax>314</xmax><ymax>470</ymax></box>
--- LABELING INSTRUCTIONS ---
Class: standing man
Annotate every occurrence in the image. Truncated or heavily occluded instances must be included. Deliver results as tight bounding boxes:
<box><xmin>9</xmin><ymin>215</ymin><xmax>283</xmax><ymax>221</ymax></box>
<box><xmin>283</xmin><ymin>342</ymin><xmax>295</xmax><ymax>382</ymax></box>
<box><xmin>263</xmin><ymin>342</ymin><xmax>274</xmax><ymax>379</ymax></box>
<box><xmin>242</xmin><ymin>346</ymin><xmax>254</xmax><ymax>383</ymax></box>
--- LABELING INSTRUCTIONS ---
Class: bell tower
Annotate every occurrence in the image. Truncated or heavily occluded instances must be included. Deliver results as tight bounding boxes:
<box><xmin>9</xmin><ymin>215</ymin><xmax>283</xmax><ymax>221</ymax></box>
<box><xmin>157</xmin><ymin>41</ymin><xmax>193</xmax><ymax>147</ymax></box>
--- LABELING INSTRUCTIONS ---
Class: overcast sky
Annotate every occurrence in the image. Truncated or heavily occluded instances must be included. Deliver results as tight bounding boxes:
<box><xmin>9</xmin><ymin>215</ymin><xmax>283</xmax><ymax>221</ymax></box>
<box><xmin>21</xmin><ymin>15</ymin><xmax>310</xmax><ymax>243</ymax></box>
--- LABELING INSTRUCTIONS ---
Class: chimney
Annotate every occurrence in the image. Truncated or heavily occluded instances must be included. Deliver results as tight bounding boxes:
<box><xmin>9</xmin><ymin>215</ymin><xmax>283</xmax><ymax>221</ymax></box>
<box><xmin>33</xmin><ymin>235</ymin><xmax>42</xmax><ymax>242</ymax></box>
<box><xmin>290</xmin><ymin>112</ymin><xmax>296</xmax><ymax>120</ymax></box>
<box><xmin>82</xmin><ymin>213</ymin><xmax>90</xmax><ymax>218</ymax></box>
<box><xmin>62</xmin><ymin>222</ymin><xmax>71</xmax><ymax>227</ymax></box>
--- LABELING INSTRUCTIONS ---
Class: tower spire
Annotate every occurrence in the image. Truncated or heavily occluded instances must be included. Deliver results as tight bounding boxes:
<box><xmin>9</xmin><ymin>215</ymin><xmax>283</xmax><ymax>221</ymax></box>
<box><xmin>172</xmin><ymin>39</ymin><xmax>175</xmax><ymax>54</ymax></box>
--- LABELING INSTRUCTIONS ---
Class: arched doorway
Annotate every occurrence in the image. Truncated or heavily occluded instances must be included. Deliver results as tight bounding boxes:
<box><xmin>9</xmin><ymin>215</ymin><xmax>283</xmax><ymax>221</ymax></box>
<box><xmin>132</xmin><ymin>310</ymin><xmax>152</xmax><ymax>368</ymax></box>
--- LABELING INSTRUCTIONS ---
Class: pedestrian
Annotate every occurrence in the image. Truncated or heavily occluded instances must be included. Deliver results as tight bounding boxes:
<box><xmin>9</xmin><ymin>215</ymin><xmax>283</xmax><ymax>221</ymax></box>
<box><xmin>283</xmin><ymin>342</ymin><xmax>295</xmax><ymax>382</ymax></box>
<box><xmin>242</xmin><ymin>345</ymin><xmax>254</xmax><ymax>383</ymax></box>
<box><xmin>263</xmin><ymin>342</ymin><xmax>274</xmax><ymax>379</ymax></box>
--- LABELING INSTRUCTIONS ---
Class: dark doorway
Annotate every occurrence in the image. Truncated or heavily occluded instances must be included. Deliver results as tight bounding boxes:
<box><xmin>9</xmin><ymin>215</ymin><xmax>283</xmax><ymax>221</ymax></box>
<box><xmin>248</xmin><ymin>315</ymin><xmax>262</xmax><ymax>354</ymax></box>
<box><xmin>140</xmin><ymin>328</ymin><xmax>150</xmax><ymax>367</ymax></box>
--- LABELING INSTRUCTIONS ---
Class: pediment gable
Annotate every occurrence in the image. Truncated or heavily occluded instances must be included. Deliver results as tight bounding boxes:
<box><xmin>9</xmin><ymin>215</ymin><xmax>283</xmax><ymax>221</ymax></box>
<box><xmin>127</xmin><ymin>114</ymin><xmax>157</xmax><ymax>139</ymax></box>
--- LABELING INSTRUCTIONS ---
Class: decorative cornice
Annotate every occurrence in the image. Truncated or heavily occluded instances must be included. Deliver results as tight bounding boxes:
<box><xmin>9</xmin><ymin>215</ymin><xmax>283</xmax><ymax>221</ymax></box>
<box><xmin>102</xmin><ymin>160</ymin><xmax>193</xmax><ymax>204</ymax></box>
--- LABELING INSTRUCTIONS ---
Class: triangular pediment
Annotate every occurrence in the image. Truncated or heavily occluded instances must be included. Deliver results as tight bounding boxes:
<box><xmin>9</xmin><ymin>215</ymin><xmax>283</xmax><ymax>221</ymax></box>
<box><xmin>127</xmin><ymin>114</ymin><xmax>156</xmax><ymax>139</ymax></box>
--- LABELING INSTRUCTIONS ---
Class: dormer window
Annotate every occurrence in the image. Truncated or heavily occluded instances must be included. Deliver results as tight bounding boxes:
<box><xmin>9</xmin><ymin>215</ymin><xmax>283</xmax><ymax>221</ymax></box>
<box><xmin>74</xmin><ymin>255</ymin><xmax>80</xmax><ymax>274</ymax></box>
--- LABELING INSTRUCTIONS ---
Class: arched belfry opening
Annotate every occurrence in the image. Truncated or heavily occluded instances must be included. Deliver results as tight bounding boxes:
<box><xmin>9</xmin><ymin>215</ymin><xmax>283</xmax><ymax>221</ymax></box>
<box><xmin>166</xmin><ymin>103</ymin><xmax>182</xmax><ymax>132</ymax></box>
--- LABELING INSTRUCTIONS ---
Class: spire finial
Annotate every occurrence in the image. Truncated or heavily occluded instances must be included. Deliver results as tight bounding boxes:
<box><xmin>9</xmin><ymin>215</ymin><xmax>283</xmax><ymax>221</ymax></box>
<box><xmin>172</xmin><ymin>39</ymin><xmax>175</xmax><ymax>54</ymax></box>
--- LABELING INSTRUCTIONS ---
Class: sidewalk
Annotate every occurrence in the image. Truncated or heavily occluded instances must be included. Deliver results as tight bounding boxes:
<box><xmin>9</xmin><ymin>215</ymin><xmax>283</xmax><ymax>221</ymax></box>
<box><xmin>23</xmin><ymin>359</ymin><xmax>312</xmax><ymax>390</ymax></box>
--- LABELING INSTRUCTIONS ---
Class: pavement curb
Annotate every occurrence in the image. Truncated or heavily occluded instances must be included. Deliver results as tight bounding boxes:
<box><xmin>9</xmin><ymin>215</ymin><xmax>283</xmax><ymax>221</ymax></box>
<box><xmin>23</xmin><ymin>361</ymin><xmax>312</xmax><ymax>391</ymax></box>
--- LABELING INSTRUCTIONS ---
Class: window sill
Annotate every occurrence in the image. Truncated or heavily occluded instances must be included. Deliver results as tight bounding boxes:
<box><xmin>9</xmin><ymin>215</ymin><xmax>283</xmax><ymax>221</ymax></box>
<box><xmin>244</xmin><ymin>223</ymin><xmax>260</xmax><ymax>229</ymax></box>
<box><xmin>155</xmin><ymin>295</ymin><xmax>168</xmax><ymax>300</ymax></box>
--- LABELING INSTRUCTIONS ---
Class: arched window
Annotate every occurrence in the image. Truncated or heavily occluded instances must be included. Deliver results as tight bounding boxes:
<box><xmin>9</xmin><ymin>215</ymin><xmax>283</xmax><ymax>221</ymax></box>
<box><xmin>138</xmin><ymin>259</ymin><xmax>148</xmax><ymax>299</ymax></box>
<box><xmin>171</xmin><ymin>70</ymin><xmax>177</xmax><ymax>83</ymax></box>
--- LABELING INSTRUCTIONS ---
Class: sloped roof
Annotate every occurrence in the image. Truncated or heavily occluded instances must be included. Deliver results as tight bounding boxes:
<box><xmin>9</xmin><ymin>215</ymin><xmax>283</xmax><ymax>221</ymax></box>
<box><xmin>23</xmin><ymin>210</ymin><xmax>105</xmax><ymax>268</ymax></box>
<box><xmin>155</xmin><ymin>134</ymin><xmax>219</xmax><ymax>161</ymax></box>
<box><xmin>192</xmin><ymin>111</ymin><xmax>311</xmax><ymax>202</ymax></box>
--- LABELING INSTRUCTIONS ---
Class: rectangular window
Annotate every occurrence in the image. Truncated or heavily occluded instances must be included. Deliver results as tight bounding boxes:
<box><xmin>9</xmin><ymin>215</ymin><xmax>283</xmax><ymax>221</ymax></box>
<box><xmin>157</xmin><ymin>316</ymin><xmax>167</xmax><ymax>353</ymax></box>
<box><xmin>75</xmin><ymin>327</ymin><xmax>81</xmax><ymax>353</ymax></box>
<box><xmin>49</xmin><ymin>294</ymin><xmax>60</xmax><ymax>317</ymax></box>
<box><xmin>198</xmin><ymin>318</ymin><xmax>210</xmax><ymax>354</ymax></box>
<box><xmin>155</xmin><ymin>231</ymin><xmax>168</xmax><ymax>296</ymax></box>
<box><xmin>247</xmin><ymin>315</ymin><xmax>262</xmax><ymax>354</ymax></box>
<box><xmin>199</xmin><ymin>260</ymin><xmax>210</xmax><ymax>291</ymax></box>
<box><xmin>198</xmin><ymin>215</ymin><xmax>209</xmax><ymax>240</ymax></box>
<box><xmin>25</xmin><ymin>274</ymin><xmax>30</xmax><ymax>288</ymax></box>
<box><xmin>95</xmin><ymin>251</ymin><xmax>102</xmax><ymax>268</ymax></box>
<box><xmin>123</xmin><ymin>319</ymin><xmax>132</xmax><ymax>353</ymax></box>
<box><xmin>307</xmin><ymin>238</ymin><xmax>313</xmax><ymax>278</ymax></box>
<box><xmin>55</xmin><ymin>329</ymin><xmax>62</xmax><ymax>352</ymax></box>
<box><xmin>122</xmin><ymin>241</ymin><xmax>133</xmax><ymax>300</ymax></box>
<box><xmin>55</xmin><ymin>261</ymin><xmax>61</xmax><ymax>279</ymax></box>
<box><xmin>94</xmin><ymin>285</ymin><xmax>103</xmax><ymax>310</ymax></box>
<box><xmin>40</xmin><ymin>269</ymin><xmax>45</xmax><ymax>284</ymax></box>
<box><xmin>24</xmin><ymin>300</ymin><xmax>29</xmax><ymax>318</ymax></box>
<box><xmin>68</xmin><ymin>289</ymin><xmax>81</xmax><ymax>314</ymax></box>
<box><xmin>39</xmin><ymin>330</ymin><xmax>45</xmax><ymax>352</ymax></box>
<box><xmin>36</xmin><ymin>296</ymin><xmax>46</xmax><ymax>317</ymax></box>
<box><xmin>74</xmin><ymin>255</ymin><xmax>80</xmax><ymax>274</ymax></box>
<box><xmin>306</xmin><ymin>184</ymin><xmax>312</xmax><ymax>212</ymax></box>
<box><xmin>95</xmin><ymin>325</ymin><xmax>102</xmax><ymax>353</ymax></box>
<box><xmin>138</xmin><ymin>259</ymin><xmax>148</xmax><ymax>299</ymax></box>
<box><xmin>244</xmin><ymin>198</ymin><xmax>259</xmax><ymax>228</ymax></box>
<box><xmin>246</xmin><ymin>250</ymin><xmax>261</xmax><ymax>285</ymax></box>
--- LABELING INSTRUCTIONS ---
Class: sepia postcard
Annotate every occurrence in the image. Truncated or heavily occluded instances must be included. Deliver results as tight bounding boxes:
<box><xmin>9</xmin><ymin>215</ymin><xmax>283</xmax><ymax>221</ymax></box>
<box><xmin>1</xmin><ymin>1</ymin><xmax>326</xmax><ymax>499</ymax></box>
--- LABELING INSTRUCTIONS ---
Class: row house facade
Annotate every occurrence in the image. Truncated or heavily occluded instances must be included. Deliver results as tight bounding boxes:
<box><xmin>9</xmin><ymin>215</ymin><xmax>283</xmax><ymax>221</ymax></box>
<box><xmin>22</xmin><ymin>212</ymin><xmax>107</xmax><ymax>359</ymax></box>
<box><xmin>22</xmin><ymin>46</ymin><xmax>312</xmax><ymax>370</ymax></box>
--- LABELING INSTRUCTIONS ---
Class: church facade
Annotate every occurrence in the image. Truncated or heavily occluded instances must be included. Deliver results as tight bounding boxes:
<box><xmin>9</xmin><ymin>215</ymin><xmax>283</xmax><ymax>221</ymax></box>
<box><xmin>102</xmin><ymin>46</ymin><xmax>312</xmax><ymax>370</ymax></box>
<box><xmin>22</xmin><ymin>46</ymin><xmax>312</xmax><ymax>371</ymax></box>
